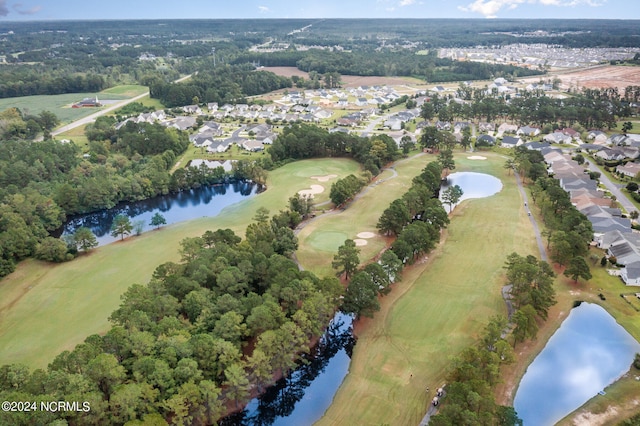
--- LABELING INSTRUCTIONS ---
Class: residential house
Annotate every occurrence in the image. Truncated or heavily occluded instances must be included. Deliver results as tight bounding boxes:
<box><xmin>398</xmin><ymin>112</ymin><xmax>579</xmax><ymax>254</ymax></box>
<box><xmin>610</xmin><ymin>134</ymin><xmax>633</xmax><ymax>146</ymax></box>
<box><xmin>384</xmin><ymin>117</ymin><xmax>403</xmax><ymax>131</ymax></box>
<box><xmin>478</xmin><ymin>122</ymin><xmax>495</xmax><ymax>132</ymax></box>
<box><xmin>559</xmin><ymin>128</ymin><xmax>580</xmax><ymax>140</ymax></box>
<box><xmin>587</xmin><ymin>130</ymin><xmax>608</xmax><ymax>144</ymax></box>
<box><xmin>501</xmin><ymin>136</ymin><xmax>522</xmax><ymax>148</ymax></box>
<box><xmin>497</xmin><ymin>123</ymin><xmax>518</xmax><ymax>136</ymax></box>
<box><xmin>356</xmin><ymin>97</ymin><xmax>368</xmax><ymax>107</ymax></box>
<box><xmin>435</xmin><ymin>121</ymin><xmax>451</xmax><ymax>131</ymax></box>
<box><xmin>453</xmin><ymin>122</ymin><xmax>470</xmax><ymax>133</ymax></box>
<box><xmin>206</xmin><ymin>139</ymin><xmax>232</xmax><ymax>153</ymax></box>
<box><xmin>517</xmin><ymin>126</ymin><xmax>541</xmax><ymax>137</ymax></box>
<box><xmin>241</xmin><ymin>140</ymin><xmax>264</xmax><ymax>152</ymax></box>
<box><xmin>616</xmin><ymin>162</ymin><xmax>640</xmax><ymax>178</ymax></box>
<box><xmin>522</xmin><ymin>141</ymin><xmax>550</xmax><ymax>151</ymax></box>
<box><xmin>166</xmin><ymin>116</ymin><xmax>196</xmax><ymax>131</ymax></box>
<box><xmin>595</xmin><ymin>148</ymin><xmax>629</xmax><ymax>162</ymax></box>
<box><xmin>544</xmin><ymin>132</ymin><xmax>573</xmax><ymax>144</ymax></box>
<box><xmin>182</xmin><ymin>105</ymin><xmax>202</xmax><ymax>115</ymax></box>
<box><xmin>207</xmin><ymin>102</ymin><xmax>218</xmax><ymax>111</ymax></box>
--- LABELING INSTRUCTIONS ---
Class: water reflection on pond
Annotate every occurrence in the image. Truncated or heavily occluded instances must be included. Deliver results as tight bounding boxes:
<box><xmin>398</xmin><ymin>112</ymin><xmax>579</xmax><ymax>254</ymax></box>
<box><xmin>220</xmin><ymin>313</ymin><xmax>355</xmax><ymax>426</ymax></box>
<box><xmin>440</xmin><ymin>172</ymin><xmax>502</xmax><ymax>206</ymax></box>
<box><xmin>514</xmin><ymin>303</ymin><xmax>640</xmax><ymax>425</ymax></box>
<box><xmin>59</xmin><ymin>181</ymin><xmax>257</xmax><ymax>246</ymax></box>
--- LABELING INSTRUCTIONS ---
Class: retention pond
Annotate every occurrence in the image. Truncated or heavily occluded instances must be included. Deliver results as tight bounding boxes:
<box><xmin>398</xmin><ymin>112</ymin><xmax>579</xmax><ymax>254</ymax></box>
<box><xmin>514</xmin><ymin>302</ymin><xmax>640</xmax><ymax>425</ymax></box>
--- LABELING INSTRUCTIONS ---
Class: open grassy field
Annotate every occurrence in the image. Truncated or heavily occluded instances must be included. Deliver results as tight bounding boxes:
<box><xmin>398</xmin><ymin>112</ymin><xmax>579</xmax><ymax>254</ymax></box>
<box><xmin>315</xmin><ymin>152</ymin><xmax>539</xmax><ymax>425</ymax></box>
<box><xmin>296</xmin><ymin>154</ymin><xmax>427</xmax><ymax>277</ymax></box>
<box><xmin>0</xmin><ymin>89</ymin><xmax>138</xmax><ymax>125</ymax></box>
<box><xmin>0</xmin><ymin>158</ymin><xmax>360</xmax><ymax>369</ymax></box>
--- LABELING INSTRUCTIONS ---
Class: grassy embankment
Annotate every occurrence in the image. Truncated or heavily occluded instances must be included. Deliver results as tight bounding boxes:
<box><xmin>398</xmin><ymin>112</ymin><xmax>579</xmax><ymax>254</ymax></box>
<box><xmin>497</xmin><ymin>257</ymin><xmax>640</xmax><ymax>425</ymax></box>
<box><xmin>309</xmin><ymin>152</ymin><xmax>538</xmax><ymax>425</ymax></box>
<box><xmin>0</xmin><ymin>158</ymin><xmax>359</xmax><ymax>369</ymax></box>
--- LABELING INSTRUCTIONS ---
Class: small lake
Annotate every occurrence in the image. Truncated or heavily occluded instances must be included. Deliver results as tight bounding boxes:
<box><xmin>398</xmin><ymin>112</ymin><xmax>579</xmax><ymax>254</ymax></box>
<box><xmin>221</xmin><ymin>313</ymin><xmax>355</xmax><ymax>426</ymax></box>
<box><xmin>59</xmin><ymin>181</ymin><xmax>258</xmax><ymax>246</ymax></box>
<box><xmin>513</xmin><ymin>303</ymin><xmax>640</xmax><ymax>425</ymax></box>
<box><xmin>440</xmin><ymin>172</ymin><xmax>502</xmax><ymax>208</ymax></box>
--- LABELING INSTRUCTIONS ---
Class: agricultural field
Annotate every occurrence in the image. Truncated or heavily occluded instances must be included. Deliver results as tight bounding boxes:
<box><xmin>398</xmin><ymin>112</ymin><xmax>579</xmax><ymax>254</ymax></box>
<box><xmin>0</xmin><ymin>85</ymin><xmax>148</xmax><ymax>126</ymax></box>
<box><xmin>316</xmin><ymin>152</ymin><xmax>539</xmax><ymax>425</ymax></box>
<box><xmin>0</xmin><ymin>158</ymin><xmax>360</xmax><ymax>368</ymax></box>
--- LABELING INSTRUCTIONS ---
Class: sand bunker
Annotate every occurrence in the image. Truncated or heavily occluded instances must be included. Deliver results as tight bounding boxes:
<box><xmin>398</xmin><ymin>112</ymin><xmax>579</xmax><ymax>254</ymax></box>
<box><xmin>467</xmin><ymin>156</ymin><xmax>487</xmax><ymax>160</ymax></box>
<box><xmin>311</xmin><ymin>174</ymin><xmax>338</xmax><ymax>182</ymax></box>
<box><xmin>298</xmin><ymin>184</ymin><xmax>325</xmax><ymax>197</ymax></box>
<box><xmin>354</xmin><ymin>239</ymin><xmax>368</xmax><ymax>246</ymax></box>
<box><xmin>357</xmin><ymin>232</ymin><xmax>376</xmax><ymax>239</ymax></box>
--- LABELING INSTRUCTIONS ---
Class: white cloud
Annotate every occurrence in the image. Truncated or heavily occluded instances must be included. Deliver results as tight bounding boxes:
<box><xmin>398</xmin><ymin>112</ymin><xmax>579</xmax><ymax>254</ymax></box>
<box><xmin>400</xmin><ymin>0</ymin><xmax>416</xmax><ymax>6</ymax></box>
<box><xmin>459</xmin><ymin>0</ymin><xmax>605</xmax><ymax>18</ymax></box>
<box><xmin>258</xmin><ymin>6</ymin><xmax>269</xmax><ymax>14</ymax></box>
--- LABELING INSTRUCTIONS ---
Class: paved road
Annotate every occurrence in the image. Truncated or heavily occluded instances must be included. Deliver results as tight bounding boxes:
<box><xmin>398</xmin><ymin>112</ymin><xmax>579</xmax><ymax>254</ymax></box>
<box><xmin>586</xmin><ymin>161</ymin><xmax>636</xmax><ymax>214</ymax></box>
<box><xmin>51</xmin><ymin>73</ymin><xmax>194</xmax><ymax>137</ymax></box>
<box><xmin>514</xmin><ymin>170</ymin><xmax>547</xmax><ymax>261</ymax></box>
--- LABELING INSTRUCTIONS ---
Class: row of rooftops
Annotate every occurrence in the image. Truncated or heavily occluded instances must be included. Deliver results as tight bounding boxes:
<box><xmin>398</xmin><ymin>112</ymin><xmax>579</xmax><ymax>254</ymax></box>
<box><xmin>543</xmin><ymin>147</ymin><xmax>640</xmax><ymax>285</ymax></box>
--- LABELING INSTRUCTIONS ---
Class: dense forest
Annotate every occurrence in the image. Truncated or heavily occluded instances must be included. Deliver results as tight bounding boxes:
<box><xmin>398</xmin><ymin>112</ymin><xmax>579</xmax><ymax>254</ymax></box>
<box><xmin>149</xmin><ymin>64</ymin><xmax>292</xmax><ymax>107</ymax></box>
<box><xmin>0</xmin><ymin>215</ymin><xmax>344</xmax><ymax>425</ymax></box>
<box><xmin>235</xmin><ymin>50</ymin><xmax>543</xmax><ymax>81</ymax></box>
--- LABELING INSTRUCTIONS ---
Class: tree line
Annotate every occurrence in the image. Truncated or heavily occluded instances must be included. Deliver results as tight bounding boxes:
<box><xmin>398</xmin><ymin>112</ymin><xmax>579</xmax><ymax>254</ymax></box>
<box><xmin>420</xmin><ymin>86</ymin><xmax>637</xmax><ymax>132</ymax></box>
<box><xmin>0</xmin><ymin>204</ymin><xmax>343</xmax><ymax>425</ymax></box>
<box><xmin>149</xmin><ymin>64</ymin><xmax>292</xmax><ymax>108</ymax></box>
<box><xmin>234</xmin><ymin>50</ymin><xmax>543</xmax><ymax>82</ymax></box>
<box><xmin>269</xmin><ymin>123</ymin><xmax>401</xmax><ymax>176</ymax></box>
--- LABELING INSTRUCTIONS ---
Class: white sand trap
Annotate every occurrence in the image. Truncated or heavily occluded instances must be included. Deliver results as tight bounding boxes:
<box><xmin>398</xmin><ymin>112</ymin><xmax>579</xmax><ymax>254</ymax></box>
<box><xmin>467</xmin><ymin>156</ymin><xmax>487</xmax><ymax>160</ymax></box>
<box><xmin>354</xmin><ymin>239</ymin><xmax>368</xmax><ymax>246</ymax></box>
<box><xmin>357</xmin><ymin>232</ymin><xmax>376</xmax><ymax>239</ymax></box>
<box><xmin>311</xmin><ymin>174</ymin><xmax>338</xmax><ymax>182</ymax></box>
<box><xmin>298</xmin><ymin>184</ymin><xmax>325</xmax><ymax>198</ymax></box>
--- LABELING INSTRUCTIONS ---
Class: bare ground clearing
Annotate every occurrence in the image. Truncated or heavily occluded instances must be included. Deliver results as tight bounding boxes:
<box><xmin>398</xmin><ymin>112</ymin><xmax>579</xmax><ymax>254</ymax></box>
<box><xmin>262</xmin><ymin>66</ymin><xmax>426</xmax><ymax>88</ymax></box>
<box><xmin>520</xmin><ymin>65</ymin><xmax>640</xmax><ymax>91</ymax></box>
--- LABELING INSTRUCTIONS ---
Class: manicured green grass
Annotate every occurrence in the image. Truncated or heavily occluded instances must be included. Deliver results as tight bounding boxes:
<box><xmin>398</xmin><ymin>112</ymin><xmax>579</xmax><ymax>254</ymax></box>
<box><xmin>316</xmin><ymin>152</ymin><xmax>538</xmax><ymax>425</ymax></box>
<box><xmin>101</xmin><ymin>85</ymin><xmax>148</xmax><ymax>97</ymax></box>
<box><xmin>296</xmin><ymin>154</ymin><xmax>428</xmax><ymax>277</ymax></box>
<box><xmin>135</xmin><ymin>95</ymin><xmax>165</xmax><ymax>111</ymax></box>
<box><xmin>0</xmin><ymin>158</ymin><xmax>360</xmax><ymax>369</ymax></box>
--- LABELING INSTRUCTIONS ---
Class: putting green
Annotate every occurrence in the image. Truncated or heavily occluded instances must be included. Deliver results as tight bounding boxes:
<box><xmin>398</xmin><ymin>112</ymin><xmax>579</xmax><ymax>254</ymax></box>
<box><xmin>306</xmin><ymin>231</ymin><xmax>350</xmax><ymax>252</ymax></box>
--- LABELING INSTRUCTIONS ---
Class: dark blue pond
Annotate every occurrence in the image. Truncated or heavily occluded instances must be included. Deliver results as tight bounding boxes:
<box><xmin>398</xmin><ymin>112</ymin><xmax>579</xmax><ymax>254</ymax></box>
<box><xmin>59</xmin><ymin>181</ymin><xmax>258</xmax><ymax>246</ymax></box>
<box><xmin>221</xmin><ymin>313</ymin><xmax>355</xmax><ymax>426</ymax></box>
<box><xmin>513</xmin><ymin>303</ymin><xmax>640</xmax><ymax>426</ymax></box>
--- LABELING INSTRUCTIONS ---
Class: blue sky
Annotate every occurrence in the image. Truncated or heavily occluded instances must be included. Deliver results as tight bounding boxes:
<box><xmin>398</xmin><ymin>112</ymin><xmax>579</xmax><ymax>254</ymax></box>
<box><xmin>0</xmin><ymin>0</ymin><xmax>636</xmax><ymax>20</ymax></box>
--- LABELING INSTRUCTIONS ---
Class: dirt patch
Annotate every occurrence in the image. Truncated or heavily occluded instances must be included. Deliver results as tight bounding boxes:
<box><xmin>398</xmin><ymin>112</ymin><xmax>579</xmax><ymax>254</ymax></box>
<box><xmin>354</xmin><ymin>239</ymin><xmax>368</xmax><ymax>246</ymax></box>
<box><xmin>357</xmin><ymin>232</ymin><xmax>376</xmax><ymax>239</ymax></box>
<box><xmin>298</xmin><ymin>184</ymin><xmax>325</xmax><ymax>198</ymax></box>
<box><xmin>311</xmin><ymin>174</ymin><xmax>338</xmax><ymax>182</ymax></box>
<box><xmin>571</xmin><ymin>406</ymin><xmax>619</xmax><ymax>426</ymax></box>
<box><xmin>262</xmin><ymin>66</ymin><xmax>425</xmax><ymax>88</ymax></box>
<box><xmin>520</xmin><ymin>65</ymin><xmax>640</xmax><ymax>92</ymax></box>
<box><xmin>467</xmin><ymin>156</ymin><xmax>487</xmax><ymax>160</ymax></box>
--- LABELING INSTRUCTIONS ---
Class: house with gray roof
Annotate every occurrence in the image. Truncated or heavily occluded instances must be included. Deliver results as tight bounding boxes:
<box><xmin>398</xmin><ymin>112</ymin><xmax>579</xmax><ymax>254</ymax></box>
<box><xmin>501</xmin><ymin>136</ymin><xmax>522</xmax><ymax>148</ymax></box>
<box><xmin>621</xmin><ymin>261</ymin><xmax>640</xmax><ymax>286</ymax></box>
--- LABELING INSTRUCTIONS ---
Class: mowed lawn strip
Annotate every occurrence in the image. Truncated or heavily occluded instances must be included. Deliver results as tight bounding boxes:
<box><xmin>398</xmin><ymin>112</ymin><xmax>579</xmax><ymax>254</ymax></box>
<box><xmin>0</xmin><ymin>158</ymin><xmax>360</xmax><ymax>368</ymax></box>
<box><xmin>296</xmin><ymin>154</ymin><xmax>427</xmax><ymax>277</ymax></box>
<box><xmin>316</xmin><ymin>152</ymin><xmax>539</xmax><ymax>425</ymax></box>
